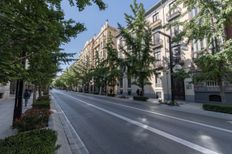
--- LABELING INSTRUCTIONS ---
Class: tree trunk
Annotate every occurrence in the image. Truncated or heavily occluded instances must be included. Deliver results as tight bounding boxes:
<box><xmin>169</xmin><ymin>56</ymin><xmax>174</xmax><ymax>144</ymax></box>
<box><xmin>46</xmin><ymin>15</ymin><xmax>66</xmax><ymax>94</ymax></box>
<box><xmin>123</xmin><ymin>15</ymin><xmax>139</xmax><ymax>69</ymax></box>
<box><xmin>47</xmin><ymin>86</ymin><xmax>50</xmax><ymax>94</ymax></box>
<box><xmin>112</xmin><ymin>85</ymin><xmax>115</xmax><ymax>95</ymax></box>
<box><xmin>38</xmin><ymin>86</ymin><xmax>42</xmax><ymax>97</ymax></box>
<box><xmin>224</xmin><ymin>17</ymin><xmax>232</xmax><ymax>40</ymax></box>
<box><xmin>33</xmin><ymin>85</ymin><xmax>37</xmax><ymax>103</ymax></box>
<box><xmin>219</xmin><ymin>80</ymin><xmax>226</xmax><ymax>103</ymax></box>
<box><xmin>141</xmin><ymin>82</ymin><xmax>144</xmax><ymax>97</ymax></box>
<box><xmin>99</xmin><ymin>86</ymin><xmax>102</xmax><ymax>95</ymax></box>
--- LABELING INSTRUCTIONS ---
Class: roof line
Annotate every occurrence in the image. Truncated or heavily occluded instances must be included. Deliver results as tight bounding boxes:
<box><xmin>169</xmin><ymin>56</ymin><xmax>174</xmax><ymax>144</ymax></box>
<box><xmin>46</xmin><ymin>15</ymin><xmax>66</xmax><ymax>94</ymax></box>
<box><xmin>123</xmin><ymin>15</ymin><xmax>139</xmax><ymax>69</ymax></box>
<box><xmin>145</xmin><ymin>0</ymin><xmax>168</xmax><ymax>16</ymax></box>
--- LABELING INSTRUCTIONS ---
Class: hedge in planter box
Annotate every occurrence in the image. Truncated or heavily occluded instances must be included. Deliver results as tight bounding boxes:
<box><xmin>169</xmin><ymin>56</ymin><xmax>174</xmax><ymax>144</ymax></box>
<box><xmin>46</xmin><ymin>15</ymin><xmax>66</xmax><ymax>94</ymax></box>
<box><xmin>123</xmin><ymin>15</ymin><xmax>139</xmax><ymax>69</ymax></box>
<box><xmin>0</xmin><ymin>129</ymin><xmax>59</xmax><ymax>154</ymax></box>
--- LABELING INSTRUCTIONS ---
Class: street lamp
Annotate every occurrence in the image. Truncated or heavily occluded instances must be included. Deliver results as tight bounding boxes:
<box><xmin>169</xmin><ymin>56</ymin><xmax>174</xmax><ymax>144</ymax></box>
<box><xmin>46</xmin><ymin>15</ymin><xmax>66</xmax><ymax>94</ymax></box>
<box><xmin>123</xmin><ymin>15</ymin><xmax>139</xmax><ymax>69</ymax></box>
<box><xmin>156</xmin><ymin>31</ymin><xmax>175</xmax><ymax>102</ymax></box>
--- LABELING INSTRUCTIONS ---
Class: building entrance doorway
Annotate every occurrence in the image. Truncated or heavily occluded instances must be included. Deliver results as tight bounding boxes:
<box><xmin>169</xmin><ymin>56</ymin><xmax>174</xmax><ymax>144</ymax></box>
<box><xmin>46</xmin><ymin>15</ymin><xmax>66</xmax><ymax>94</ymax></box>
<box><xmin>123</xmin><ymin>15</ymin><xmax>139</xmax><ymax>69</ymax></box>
<box><xmin>173</xmin><ymin>77</ymin><xmax>185</xmax><ymax>100</ymax></box>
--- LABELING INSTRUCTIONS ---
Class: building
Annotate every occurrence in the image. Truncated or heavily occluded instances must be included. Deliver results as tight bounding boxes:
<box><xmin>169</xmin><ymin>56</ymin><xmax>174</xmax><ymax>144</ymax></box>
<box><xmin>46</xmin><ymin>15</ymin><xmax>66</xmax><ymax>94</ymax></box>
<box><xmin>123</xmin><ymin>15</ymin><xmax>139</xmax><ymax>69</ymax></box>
<box><xmin>117</xmin><ymin>0</ymin><xmax>194</xmax><ymax>101</ymax></box>
<box><xmin>145</xmin><ymin>0</ymin><xmax>194</xmax><ymax>101</ymax></box>
<box><xmin>117</xmin><ymin>0</ymin><xmax>232</xmax><ymax>103</ymax></box>
<box><xmin>0</xmin><ymin>82</ymin><xmax>10</xmax><ymax>99</ymax></box>
<box><xmin>75</xmin><ymin>21</ymin><xmax>118</xmax><ymax>94</ymax></box>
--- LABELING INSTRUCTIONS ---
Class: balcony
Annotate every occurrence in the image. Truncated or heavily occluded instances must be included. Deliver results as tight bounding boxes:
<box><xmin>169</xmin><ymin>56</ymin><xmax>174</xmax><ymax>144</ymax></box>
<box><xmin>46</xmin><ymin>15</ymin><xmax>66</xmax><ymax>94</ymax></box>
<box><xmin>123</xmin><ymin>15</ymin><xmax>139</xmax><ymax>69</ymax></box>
<box><xmin>153</xmin><ymin>39</ymin><xmax>163</xmax><ymax>49</ymax></box>
<box><xmin>166</xmin><ymin>7</ymin><xmax>181</xmax><ymax>21</ymax></box>
<box><xmin>150</xmin><ymin>19</ymin><xmax>162</xmax><ymax>30</ymax></box>
<box><xmin>154</xmin><ymin>60</ymin><xmax>163</xmax><ymax>70</ymax></box>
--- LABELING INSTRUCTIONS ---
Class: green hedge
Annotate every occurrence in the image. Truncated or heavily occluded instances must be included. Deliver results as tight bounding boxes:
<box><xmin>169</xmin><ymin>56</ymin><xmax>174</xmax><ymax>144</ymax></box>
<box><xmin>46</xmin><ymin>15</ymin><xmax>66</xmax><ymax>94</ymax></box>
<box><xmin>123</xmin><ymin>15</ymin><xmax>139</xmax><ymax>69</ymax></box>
<box><xmin>37</xmin><ymin>95</ymin><xmax>50</xmax><ymax>101</ymax></box>
<box><xmin>14</xmin><ymin>108</ymin><xmax>51</xmax><ymax>132</ymax></box>
<box><xmin>107</xmin><ymin>94</ymin><xmax>116</xmax><ymax>97</ymax></box>
<box><xmin>133</xmin><ymin>96</ymin><xmax>148</xmax><ymax>101</ymax></box>
<box><xmin>33</xmin><ymin>100</ymin><xmax>50</xmax><ymax>109</ymax></box>
<box><xmin>203</xmin><ymin>104</ymin><xmax>232</xmax><ymax>114</ymax></box>
<box><xmin>0</xmin><ymin>129</ymin><xmax>58</xmax><ymax>154</ymax></box>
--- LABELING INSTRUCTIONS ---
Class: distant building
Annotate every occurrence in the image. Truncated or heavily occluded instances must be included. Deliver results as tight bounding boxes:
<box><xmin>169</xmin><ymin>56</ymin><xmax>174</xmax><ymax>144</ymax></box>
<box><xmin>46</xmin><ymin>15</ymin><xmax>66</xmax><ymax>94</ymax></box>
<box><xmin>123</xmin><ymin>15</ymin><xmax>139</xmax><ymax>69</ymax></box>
<box><xmin>75</xmin><ymin>21</ymin><xmax>118</xmax><ymax>94</ymax></box>
<box><xmin>0</xmin><ymin>82</ymin><xmax>10</xmax><ymax>99</ymax></box>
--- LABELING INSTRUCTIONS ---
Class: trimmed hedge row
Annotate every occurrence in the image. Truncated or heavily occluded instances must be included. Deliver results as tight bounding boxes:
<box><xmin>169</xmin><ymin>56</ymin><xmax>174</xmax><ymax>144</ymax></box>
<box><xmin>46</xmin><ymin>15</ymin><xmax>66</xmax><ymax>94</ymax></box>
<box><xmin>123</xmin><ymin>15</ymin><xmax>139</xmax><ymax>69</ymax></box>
<box><xmin>4</xmin><ymin>94</ymin><xmax>58</xmax><ymax>154</ymax></box>
<box><xmin>0</xmin><ymin>129</ymin><xmax>58</xmax><ymax>154</ymax></box>
<box><xmin>202</xmin><ymin>104</ymin><xmax>232</xmax><ymax>114</ymax></box>
<box><xmin>37</xmin><ymin>95</ymin><xmax>50</xmax><ymax>101</ymax></box>
<box><xmin>33</xmin><ymin>95</ymin><xmax>50</xmax><ymax>109</ymax></box>
<box><xmin>107</xmin><ymin>94</ymin><xmax>116</xmax><ymax>97</ymax></box>
<box><xmin>14</xmin><ymin>108</ymin><xmax>51</xmax><ymax>132</ymax></box>
<box><xmin>133</xmin><ymin>96</ymin><xmax>148</xmax><ymax>101</ymax></box>
<box><xmin>33</xmin><ymin>100</ymin><xmax>50</xmax><ymax>109</ymax></box>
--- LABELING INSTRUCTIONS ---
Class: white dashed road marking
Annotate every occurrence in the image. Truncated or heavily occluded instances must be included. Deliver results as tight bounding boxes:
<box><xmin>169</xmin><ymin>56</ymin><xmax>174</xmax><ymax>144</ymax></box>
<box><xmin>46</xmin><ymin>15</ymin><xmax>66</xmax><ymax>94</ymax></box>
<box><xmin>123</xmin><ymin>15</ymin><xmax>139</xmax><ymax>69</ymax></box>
<box><xmin>60</xmin><ymin>92</ymin><xmax>220</xmax><ymax>154</ymax></box>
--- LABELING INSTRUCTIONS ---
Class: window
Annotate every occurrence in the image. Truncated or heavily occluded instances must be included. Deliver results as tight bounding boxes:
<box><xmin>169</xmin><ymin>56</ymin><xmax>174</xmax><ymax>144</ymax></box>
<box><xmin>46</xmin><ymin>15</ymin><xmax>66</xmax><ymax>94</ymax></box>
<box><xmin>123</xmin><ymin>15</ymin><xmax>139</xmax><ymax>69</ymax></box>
<box><xmin>173</xmin><ymin>47</ymin><xmax>181</xmax><ymax>63</ymax></box>
<box><xmin>169</xmin><ymin>1</ymin><xmax>178</xmax><ymax>15</ymax></box>
<box><xmin>193</xmin><ymin>39</ymin><xmax>205</xmax><ymax>52</ymax></box>
<box><xmin>153</xmin><ymin>33</ymin><xmax>160</xmax><ymax>44</ymax></box>
<box><xmin>156</xmin><ymin>92</ymin><xmax>161</xmax><ymax>98</ymax></box>
<box><xmin>154</xmin><ymin>50</ymin><xmax>161</xmax><ymax>61</ymax></box>
<box><xmin>120</xmin><ymin>77</ymin><xmax>123</xmax><ymax>88</ymax></box>
<box><xmin>200</xmin><ymin>39</ymin><xmax>204</xmax><ymax>50</ymax></box>
<box><xmin>153</xmin><ymin>13</ymin><xmax>159</xmax><ymax>22</ymax></box>
<box><xmin>171</xmin><ymin>25</ymin><xmax>179</xmax><ymax>37</ymax></box>
<box><xmin>174</xmin><ymin>26</ymin><xmax>179</xmax><ymax>36</ymax></box>
<box><xmin>128</xmin><ymin>77</ymin><xmax>131</xmax><ymax>88</ymax></box>
<box><xmin>206</xmin><ymin>81</ymin><xmax>218</xmax><ymax>87</ymax></box>
<box><xmin>155</xmin><ymin>73</ymin><xmax>162</xmax><ymax>87</ymax></box>
<box><xmin>173</xmin><ymin>47</ymin><xmax>180</xmax><ymax>57</ymax></box>
<box><xmin>191</xmin><ymin>7</ymin><xmax>199</xmax><ymax>18</ymax></box>
<box><xmin>103</xmin><ymin>51</ymin><xmax>106</xmax><ymax>59</ymax></box>
<box><xmin>193</xmin><ymin>40</ymin><xmax>198</xmax><ymax>52</ymax></box>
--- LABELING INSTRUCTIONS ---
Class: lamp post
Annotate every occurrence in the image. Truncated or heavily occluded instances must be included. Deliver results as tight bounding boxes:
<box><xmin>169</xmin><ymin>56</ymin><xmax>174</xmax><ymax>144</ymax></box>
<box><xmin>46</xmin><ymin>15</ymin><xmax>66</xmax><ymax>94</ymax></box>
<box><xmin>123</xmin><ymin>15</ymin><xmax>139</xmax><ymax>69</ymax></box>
<box><xmin>157</xmin><ymin>31</ymin><xmax>175</xmax><ymax>102</ymax></box>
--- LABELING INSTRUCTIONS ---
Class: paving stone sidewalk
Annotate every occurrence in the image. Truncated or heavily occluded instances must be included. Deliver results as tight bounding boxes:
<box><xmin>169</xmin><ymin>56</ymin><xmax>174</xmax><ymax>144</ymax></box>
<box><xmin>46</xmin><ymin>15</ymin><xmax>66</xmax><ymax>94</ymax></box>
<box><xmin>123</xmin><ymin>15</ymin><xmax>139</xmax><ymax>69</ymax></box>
<box><xmin>148</xmin><ymin>98</ymin><xmax>232</xmax><ymax>120</ymax></box>
<box><xmin>0</xmin><ymin>96</ymin><xmax>17</xmax><ymax>139</ymax></box>
<box><xmin>68</xmin><ymin>91</ymin><xmax>232</xmax><ymax>121</ymax></box>
<box><xmin>0</xmin><ymin>95</ymin><xmax>33</xmax><ymax>139</ymax></box>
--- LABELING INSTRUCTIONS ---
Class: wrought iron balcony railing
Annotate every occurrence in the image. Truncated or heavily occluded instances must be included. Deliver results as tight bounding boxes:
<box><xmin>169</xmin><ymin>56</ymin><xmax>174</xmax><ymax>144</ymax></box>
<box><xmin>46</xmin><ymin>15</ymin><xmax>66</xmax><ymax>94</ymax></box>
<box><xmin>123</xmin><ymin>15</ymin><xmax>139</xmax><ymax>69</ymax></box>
<box><xmin>153</xmin><ymin>39</ymin><xmax>163</xmax><ymax>49</ymax></box>
<box><xmin>150</xmin><ymin>19</ymin><xmax>162</xmax><ymax>30</ymax></box>
<box><xmin>166</xmin><ymin>7</ymin><xmax>181</xmax><ymax>21</ymax></box>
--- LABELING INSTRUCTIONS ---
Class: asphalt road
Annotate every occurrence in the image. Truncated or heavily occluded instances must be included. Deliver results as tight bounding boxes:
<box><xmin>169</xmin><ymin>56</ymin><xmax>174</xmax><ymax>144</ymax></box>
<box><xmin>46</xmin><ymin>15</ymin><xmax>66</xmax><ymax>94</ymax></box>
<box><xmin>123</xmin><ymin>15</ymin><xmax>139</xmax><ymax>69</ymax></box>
<box><xmin>52</xmin><ymin>89</ymin><xmax>232</xmax><ymax>154</ymax></box>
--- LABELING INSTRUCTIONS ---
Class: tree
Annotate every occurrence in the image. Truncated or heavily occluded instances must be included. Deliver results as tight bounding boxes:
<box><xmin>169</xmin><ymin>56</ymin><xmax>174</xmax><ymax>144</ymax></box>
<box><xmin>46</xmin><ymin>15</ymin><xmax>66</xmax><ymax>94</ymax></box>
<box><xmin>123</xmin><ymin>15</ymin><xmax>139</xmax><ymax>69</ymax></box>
<box><xmin>118</xmin><ymin>0</ymin><xmax>155</xmax><ymax>96</ymax></box>
<box><xmin>71</xmin><ymin>57</ymin><xmax>93</xmax><ymax>92</ymax></box>
<box><xmin>103</xmin><ymin>38</ymin><xmax>121</xmax><ymax>94</ymax></box>
<box><xmin>0</xmin><ymin>0</ymin><xmax>106</xmax><ymax>121</ymax></box>
<box><xmin>0</xmin><ymin>0</ymin><xmax>106</xmax><ymax>82</ymax></box>
<box><xmin>172</xmin><ymin>0</ymin><xmax>232</xmax><ymax>103</ymax></box>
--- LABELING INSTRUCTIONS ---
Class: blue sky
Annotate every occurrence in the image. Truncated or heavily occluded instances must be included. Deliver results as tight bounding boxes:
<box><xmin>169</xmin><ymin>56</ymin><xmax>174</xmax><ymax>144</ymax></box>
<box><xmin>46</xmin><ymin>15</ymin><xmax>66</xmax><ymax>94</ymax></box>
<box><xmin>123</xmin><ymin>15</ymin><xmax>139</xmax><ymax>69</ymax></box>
<box><xmin>60</xmin><ymin>0</ymin><xmax>157</xmax><ymax>71</ymax></box>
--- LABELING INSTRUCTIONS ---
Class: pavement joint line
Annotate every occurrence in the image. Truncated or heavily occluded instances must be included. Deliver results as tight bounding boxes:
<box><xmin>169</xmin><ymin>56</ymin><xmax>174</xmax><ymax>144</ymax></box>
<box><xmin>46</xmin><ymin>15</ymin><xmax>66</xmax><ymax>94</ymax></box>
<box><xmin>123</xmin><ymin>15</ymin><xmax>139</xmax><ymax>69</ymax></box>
<box><xmin>60</xmin><ymin>92</ymin><xmax>221</xmax><ymax>154</ymax></box>
<box><xmin>52</xmin><ymin>94</ymin><xmax>89</xmax><ymax>154</ymax></box>
<box><xmin>76</xmin><ymin>93</ymin><xmax>232</xmax><ymax>134</ymax></box>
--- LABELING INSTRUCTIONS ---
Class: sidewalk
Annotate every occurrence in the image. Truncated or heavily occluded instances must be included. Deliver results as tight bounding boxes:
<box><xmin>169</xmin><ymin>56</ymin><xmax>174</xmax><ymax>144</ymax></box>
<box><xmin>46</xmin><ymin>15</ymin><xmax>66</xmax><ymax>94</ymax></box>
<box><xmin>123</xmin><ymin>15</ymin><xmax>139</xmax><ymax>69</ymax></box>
<box><xmin>0</xmin><ymin>96</ymin><xmax>17</xmax><ymax>139</ymax></box>
<box><xmin>0</xmin><ymin>95</ymin><xmax>33</xmax><ymax>139</ymax></box>
<box><xmin>148</xmin><ymin>98</ymin><xmax>232</xmax><ymax>120</ymax></box>
<box><xmin>67</xmin><ymin>91</ymin><xmax>232</xmax><ymax>121</ymax></box>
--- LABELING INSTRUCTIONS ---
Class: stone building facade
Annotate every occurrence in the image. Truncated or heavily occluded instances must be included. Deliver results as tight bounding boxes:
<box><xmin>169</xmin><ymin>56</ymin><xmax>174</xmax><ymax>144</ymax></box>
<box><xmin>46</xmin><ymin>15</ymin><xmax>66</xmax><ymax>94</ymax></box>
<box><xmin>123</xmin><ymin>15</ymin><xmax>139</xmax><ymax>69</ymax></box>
<box><xmin>117</xmin><ymin>0</ymin><xmax>232</xmax><ymax>103</ymax></box>
<box><xmin>76</xmin><ymin>21</ymin><xmax>118</xmax><ymax>94</ymax></box>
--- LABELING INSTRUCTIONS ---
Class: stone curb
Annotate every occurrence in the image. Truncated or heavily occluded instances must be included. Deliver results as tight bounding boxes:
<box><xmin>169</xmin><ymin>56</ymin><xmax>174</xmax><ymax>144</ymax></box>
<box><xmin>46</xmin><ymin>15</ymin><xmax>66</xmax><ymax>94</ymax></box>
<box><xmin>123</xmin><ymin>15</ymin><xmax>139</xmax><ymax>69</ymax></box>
<box><xmin>158</xmin><ymin>103</ymin><xmax>232</xmax><ymax>120</ymax></box>
<box><xmin>66</xmin><ymin>91</ymin><xmax>232</xmax><ymax>120</ymax></box>
<box><xmin>50</xmin><ymin>94</ymin><xmax>89</xmax><ymax>154</ymax></box>
<box><xmin>49</xmin><ymin>98</ymin><xmax>73</xmax><ymax>154</ymax></box>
